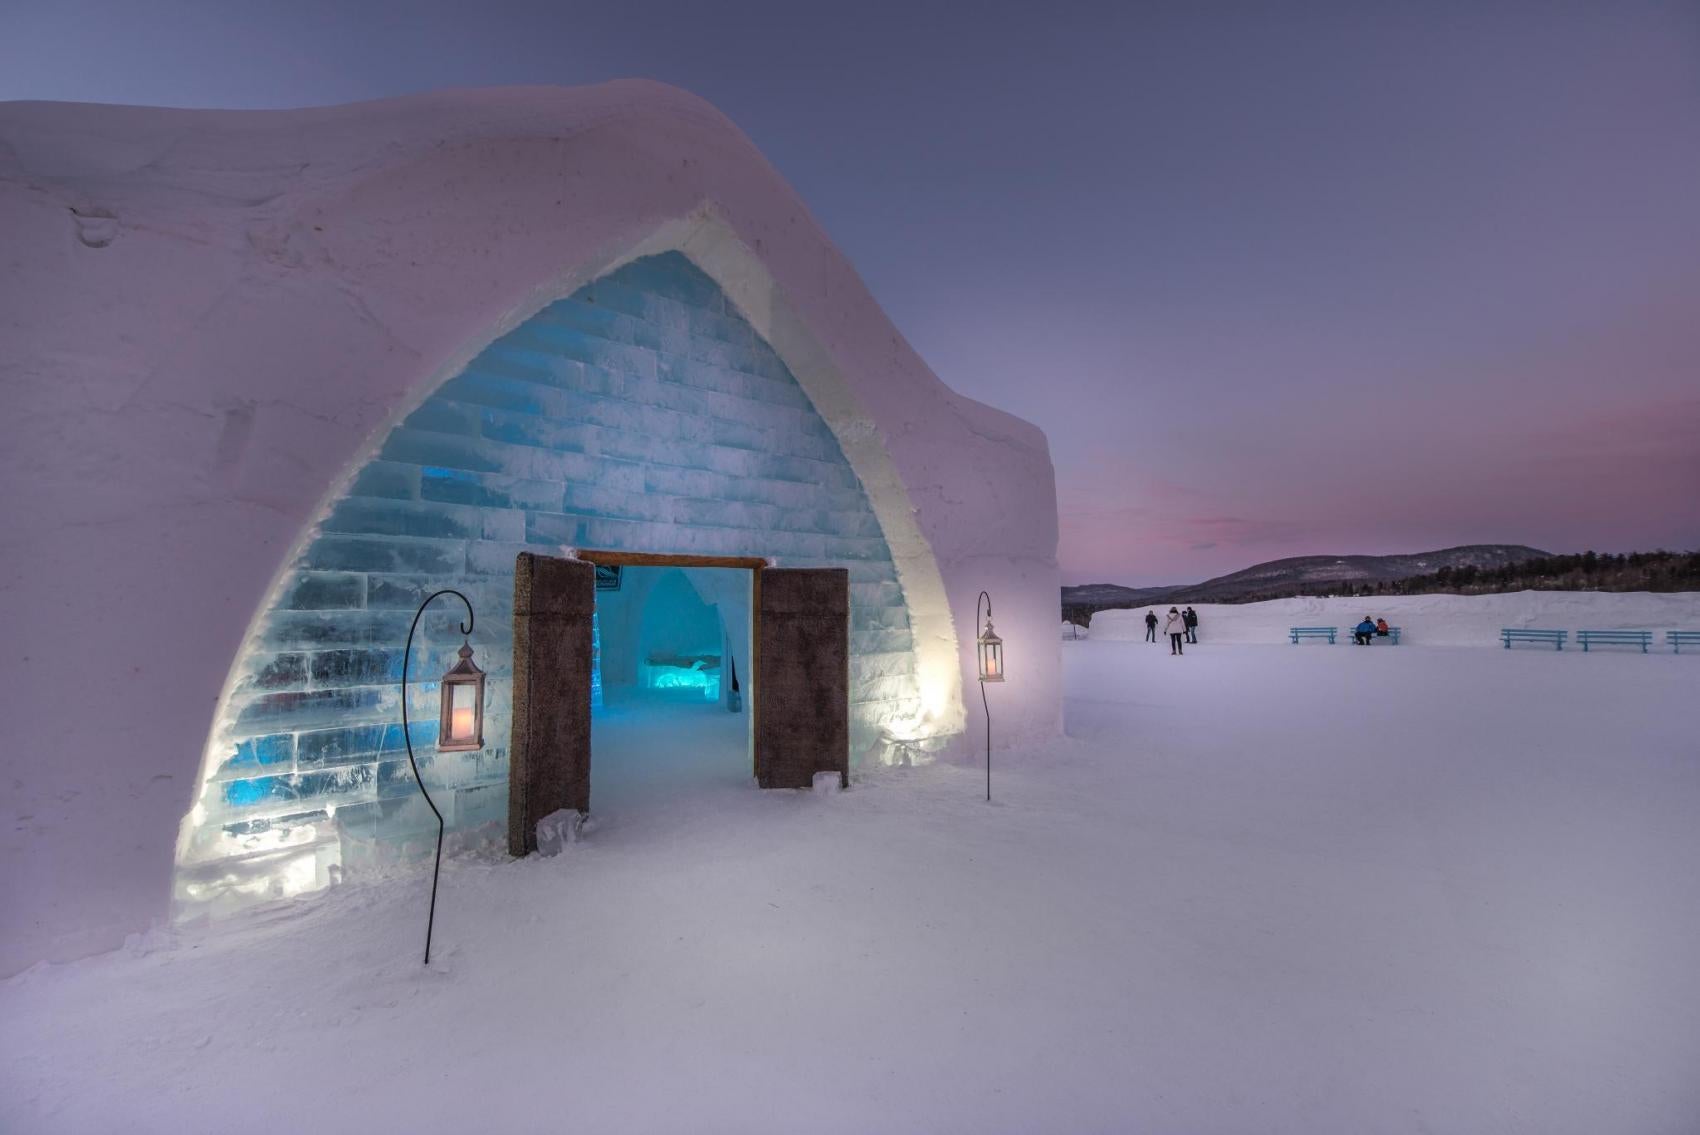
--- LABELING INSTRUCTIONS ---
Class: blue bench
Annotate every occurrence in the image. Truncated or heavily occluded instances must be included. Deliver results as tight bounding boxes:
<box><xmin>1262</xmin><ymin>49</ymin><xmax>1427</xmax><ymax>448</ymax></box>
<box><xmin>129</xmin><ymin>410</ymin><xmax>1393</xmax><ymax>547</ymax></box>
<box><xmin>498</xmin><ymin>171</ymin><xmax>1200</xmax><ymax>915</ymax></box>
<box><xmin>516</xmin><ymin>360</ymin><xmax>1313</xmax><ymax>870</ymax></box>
<box><xmin>1349</xmin><ymin>626</ymin><xmax>1402</xmax><ymax>645</ymax></box>
<box><xmin>1577</xmin><ymin>630</ymin><xmax>1652</xmax><ymax>653</ymax></box>
<box><xmin>1290</xmin><ymin>626</ymin><xmax>1337</xmax><ymax>644</ymax></box>
<box><xmin>1502</xmin><ymin>628</ymin><xmax>1566</xmax><ymax>650</ymax></box>
<box><xmin>1670</xmin><ymin>631</ymin><xmax>1700</xmax><ymax>654</ymax></box>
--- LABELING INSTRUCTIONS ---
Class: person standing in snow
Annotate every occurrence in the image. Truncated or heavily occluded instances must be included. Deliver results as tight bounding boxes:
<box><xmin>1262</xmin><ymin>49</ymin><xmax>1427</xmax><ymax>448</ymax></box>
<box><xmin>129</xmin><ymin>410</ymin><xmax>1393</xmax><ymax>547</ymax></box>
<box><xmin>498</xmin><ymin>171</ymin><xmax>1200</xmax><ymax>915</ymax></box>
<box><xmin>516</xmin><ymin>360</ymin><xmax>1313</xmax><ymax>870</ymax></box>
<box><xmin>1144</xmin><ymin>609</ymin><xmax>1158</xmax><ymax>643</ymax></box>
<box><xmin>1165</xmin><ymin>607</ymin><xmax>1186</xmax><ymax>655</ymax></box>
<box><xmin>1183</xmin><ymin>606</ymin><xmax>1199</xmax><ymax>644</ymax></box>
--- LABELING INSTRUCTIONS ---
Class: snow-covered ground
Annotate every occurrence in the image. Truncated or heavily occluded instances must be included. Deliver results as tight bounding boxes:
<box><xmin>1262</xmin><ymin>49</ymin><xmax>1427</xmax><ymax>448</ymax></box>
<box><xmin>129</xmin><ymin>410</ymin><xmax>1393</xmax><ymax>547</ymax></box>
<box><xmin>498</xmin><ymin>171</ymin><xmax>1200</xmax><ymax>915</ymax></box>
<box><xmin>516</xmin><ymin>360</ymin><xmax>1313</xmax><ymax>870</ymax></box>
<box><xmin>5</xmin><ymin>631</ymin><xmax>1700</xmax><ymax>1132</ymax></box>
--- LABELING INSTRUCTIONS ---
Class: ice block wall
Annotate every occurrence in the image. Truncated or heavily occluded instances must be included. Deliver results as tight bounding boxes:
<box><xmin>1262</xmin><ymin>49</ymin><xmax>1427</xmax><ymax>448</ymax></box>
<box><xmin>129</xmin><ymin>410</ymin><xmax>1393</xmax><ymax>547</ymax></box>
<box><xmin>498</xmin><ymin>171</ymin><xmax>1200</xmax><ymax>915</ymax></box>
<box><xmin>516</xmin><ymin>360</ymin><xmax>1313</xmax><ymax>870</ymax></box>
<box><xmin>175</xmin><ymin>253</ymin><xmax>923</xmax><ymax>916</ymax></box>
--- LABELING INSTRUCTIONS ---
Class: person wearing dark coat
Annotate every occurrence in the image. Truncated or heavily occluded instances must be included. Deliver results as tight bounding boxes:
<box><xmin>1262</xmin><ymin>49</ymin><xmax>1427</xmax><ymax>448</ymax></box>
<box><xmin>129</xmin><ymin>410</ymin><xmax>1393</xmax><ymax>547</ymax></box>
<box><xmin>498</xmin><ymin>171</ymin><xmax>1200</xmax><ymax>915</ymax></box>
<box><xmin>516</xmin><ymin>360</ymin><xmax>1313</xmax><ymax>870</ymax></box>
<box><xmin>1144</xmin><ymin>610</ymin><xmax>1158</xmax><ymax>643</ymax></box>
<box><xmin>1183</xmin><ymin>606</ymin><xmax>1199</xmax><ymax>644</ymax></box>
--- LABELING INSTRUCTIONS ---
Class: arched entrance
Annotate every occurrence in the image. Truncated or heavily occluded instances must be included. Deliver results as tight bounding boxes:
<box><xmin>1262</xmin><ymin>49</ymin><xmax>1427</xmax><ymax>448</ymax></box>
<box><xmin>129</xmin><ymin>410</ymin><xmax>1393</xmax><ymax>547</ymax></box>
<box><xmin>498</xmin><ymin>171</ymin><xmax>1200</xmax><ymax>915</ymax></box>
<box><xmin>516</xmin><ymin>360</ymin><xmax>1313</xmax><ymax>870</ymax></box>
<box><xmin>175</xmin><ymin>250</ymin><xmax>937</xmax><ymax>918</ymax></box>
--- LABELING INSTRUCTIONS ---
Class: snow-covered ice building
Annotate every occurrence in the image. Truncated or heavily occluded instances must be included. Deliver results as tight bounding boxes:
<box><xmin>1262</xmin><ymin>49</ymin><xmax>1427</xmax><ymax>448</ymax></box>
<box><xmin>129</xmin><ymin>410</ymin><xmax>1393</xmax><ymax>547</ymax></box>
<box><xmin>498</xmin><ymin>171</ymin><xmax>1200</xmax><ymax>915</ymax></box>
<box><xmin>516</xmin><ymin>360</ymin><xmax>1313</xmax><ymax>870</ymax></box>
<box><xmin>0</xmin><ymin>83</ymin><xmax>1060</xmax><ymax>973</ymax></box>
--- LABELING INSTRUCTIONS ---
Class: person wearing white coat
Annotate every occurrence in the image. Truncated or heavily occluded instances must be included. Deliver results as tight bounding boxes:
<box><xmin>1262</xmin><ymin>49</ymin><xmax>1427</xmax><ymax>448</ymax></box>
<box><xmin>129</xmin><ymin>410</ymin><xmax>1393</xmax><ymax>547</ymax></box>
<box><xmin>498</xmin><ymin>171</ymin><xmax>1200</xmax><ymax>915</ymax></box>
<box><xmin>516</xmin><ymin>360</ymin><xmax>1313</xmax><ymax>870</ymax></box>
<box><xmin>1164</xmin><ymin>607</ymin><xmax>1187</xmax><ymax>655</ymax></box>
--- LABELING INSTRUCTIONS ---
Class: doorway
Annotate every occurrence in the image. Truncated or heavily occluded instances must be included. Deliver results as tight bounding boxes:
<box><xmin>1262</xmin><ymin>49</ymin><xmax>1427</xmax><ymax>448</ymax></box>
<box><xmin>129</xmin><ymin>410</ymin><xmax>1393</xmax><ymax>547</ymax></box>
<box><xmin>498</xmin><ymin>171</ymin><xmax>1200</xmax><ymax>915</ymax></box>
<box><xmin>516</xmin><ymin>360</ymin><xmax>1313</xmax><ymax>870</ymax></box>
<box><xmin>508</xmin><ymin>552</ymin><xmax>850</xmax><ymax>855</ymax></box>
<box><xmin>590</xmin><ymin>561</ymin><xmax>751</xmax><ymax>818</ymax></box>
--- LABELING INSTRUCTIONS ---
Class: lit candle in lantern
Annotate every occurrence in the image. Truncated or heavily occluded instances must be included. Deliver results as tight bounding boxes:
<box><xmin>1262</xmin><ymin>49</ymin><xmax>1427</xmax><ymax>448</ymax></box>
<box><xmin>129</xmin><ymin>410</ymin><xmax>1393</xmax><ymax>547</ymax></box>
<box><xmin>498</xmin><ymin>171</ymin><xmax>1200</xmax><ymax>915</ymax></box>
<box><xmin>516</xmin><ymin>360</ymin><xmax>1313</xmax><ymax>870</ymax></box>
<box><xmin>437</xmin><ymin>640</ymin><xmax>486</xmax><ymax>752</ymax></box>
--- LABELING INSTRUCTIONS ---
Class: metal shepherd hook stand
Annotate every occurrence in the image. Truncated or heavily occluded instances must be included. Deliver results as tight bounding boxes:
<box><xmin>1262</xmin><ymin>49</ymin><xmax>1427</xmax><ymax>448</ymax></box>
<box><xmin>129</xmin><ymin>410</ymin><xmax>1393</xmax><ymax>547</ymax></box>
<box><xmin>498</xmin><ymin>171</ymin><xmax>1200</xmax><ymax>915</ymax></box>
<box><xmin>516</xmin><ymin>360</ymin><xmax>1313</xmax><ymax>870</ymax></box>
<box><xmin>976</xmin><ymin>590</ymin><xmax>1004</xmax><ymax>802</ymax></box>
<box><xmin>401</xmin><ymin>589</ymin><xmax>474</xmax><ymax>965</ymax></box>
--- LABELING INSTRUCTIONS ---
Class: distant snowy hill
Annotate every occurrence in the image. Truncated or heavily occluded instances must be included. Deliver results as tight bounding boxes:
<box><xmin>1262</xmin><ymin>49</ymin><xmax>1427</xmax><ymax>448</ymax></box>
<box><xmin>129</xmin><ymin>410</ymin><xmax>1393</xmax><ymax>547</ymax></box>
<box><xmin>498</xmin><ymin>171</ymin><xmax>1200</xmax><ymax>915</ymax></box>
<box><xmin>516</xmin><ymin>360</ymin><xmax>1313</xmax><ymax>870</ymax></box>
<box><xmin>1172</xmin><ymin>544</ymin><xmax>1550</xmax><ymax>602</ymax></box>
<box><xmin>1063</xmin><ymin>544</ymin><xmax>1548</xmax><ymax>614</ymax></box>
<box><xmin>1060</xmin><ymin>583</ymin><xmax>1181</xmax><ymax>608</ymax></box>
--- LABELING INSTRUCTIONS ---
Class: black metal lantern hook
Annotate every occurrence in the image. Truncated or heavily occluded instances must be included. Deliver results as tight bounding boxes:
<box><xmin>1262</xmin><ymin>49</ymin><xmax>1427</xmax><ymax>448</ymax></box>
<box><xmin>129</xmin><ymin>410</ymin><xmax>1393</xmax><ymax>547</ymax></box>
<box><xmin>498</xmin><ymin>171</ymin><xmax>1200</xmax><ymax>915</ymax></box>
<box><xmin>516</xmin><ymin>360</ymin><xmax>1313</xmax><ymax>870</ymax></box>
<box><xmin>401</xmin><ymin>588</ymin><xmax>476</xmax><ymax>965</ymax></box>
<box><xmin>977</xmin><ymin>590</ymin><xmax>993</xmax><ymax>802</ymax></box>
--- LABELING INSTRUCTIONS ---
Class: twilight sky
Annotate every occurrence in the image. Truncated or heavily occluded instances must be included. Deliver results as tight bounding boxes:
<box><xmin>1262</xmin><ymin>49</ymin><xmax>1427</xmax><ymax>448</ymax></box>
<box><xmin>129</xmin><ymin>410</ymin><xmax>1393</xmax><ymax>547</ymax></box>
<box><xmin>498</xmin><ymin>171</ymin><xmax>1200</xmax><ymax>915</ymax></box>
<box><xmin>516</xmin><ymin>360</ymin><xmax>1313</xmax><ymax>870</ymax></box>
<box><xmin>5</xmin><ymin>1</ymin><xmax>1696</xmax><ymax>584</ymax></box>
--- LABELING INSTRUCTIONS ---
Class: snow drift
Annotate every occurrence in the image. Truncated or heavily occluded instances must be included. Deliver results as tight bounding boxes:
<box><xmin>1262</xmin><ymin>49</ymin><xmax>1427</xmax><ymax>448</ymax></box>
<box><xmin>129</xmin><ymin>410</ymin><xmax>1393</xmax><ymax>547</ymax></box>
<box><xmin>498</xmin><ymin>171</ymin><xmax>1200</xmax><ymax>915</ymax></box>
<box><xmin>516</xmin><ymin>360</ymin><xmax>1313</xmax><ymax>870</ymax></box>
<box><xmin>5</xmin><ymin>639</ymin><xmax>1698</xmax><ymax>1132</ymax></box>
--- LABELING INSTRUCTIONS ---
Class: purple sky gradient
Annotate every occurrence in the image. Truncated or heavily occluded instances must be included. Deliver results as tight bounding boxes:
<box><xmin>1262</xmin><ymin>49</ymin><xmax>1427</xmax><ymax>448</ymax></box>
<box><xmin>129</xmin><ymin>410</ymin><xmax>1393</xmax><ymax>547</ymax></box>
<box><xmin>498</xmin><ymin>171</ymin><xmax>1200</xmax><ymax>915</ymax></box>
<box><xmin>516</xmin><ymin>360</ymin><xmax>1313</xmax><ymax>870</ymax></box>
<box><xmin>5</xmin><ymin>1</ymin><xmax>1696</xmax><ymax>584</ymax></box>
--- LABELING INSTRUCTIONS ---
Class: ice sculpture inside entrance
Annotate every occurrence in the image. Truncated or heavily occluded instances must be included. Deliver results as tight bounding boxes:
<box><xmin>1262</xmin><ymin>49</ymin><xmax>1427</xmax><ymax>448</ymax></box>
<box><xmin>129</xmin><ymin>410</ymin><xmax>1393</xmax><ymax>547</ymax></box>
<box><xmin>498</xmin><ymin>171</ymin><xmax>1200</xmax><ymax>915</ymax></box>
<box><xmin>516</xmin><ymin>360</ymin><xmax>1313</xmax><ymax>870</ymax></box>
<box><xmin>595</xmin><ymin>566</ymin><xmax>746</xmax><ymax>706</ymax></box>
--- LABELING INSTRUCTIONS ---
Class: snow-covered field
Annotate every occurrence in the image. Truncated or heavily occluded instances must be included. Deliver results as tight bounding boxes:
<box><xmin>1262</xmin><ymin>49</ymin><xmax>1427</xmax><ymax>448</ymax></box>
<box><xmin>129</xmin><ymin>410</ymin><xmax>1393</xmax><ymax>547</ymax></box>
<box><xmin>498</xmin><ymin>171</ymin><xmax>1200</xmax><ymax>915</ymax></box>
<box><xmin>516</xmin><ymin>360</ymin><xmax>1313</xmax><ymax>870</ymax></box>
<box><xmin>5</xmin><ymin>630</ymin><xmax>1700</xmax><ymax>1133</ymax></box>
<box><xmin>1093</xmin><ymin>590</ymin><xmax>1698</xmax><ymax>646</ymax></box>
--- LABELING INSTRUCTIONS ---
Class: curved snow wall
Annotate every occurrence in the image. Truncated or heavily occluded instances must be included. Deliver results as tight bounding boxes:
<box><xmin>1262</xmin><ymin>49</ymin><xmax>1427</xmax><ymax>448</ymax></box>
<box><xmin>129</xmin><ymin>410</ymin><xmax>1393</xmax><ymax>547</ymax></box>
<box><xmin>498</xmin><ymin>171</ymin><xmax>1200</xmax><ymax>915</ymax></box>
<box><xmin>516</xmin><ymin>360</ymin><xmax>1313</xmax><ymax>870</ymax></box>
<box><xmin>175</xmin><ymin>253</ymin><xmax>922</xmax><ymax>916</ymax></box>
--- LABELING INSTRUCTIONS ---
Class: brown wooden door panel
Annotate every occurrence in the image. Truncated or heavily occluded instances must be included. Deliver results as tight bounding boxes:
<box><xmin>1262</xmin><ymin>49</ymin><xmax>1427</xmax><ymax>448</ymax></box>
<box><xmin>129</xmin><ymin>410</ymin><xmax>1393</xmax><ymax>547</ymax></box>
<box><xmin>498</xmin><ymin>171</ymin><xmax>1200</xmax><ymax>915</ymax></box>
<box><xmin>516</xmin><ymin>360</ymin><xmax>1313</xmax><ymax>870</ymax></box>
<box><xmin>508</xmin><ymin>553</ymin><xmax>594</xmax><ymax>855</ymax></box>
<box><xmin>756</xmin><ymin>568</ymin><xmax>849</xmax><ymax>789</ymax></box>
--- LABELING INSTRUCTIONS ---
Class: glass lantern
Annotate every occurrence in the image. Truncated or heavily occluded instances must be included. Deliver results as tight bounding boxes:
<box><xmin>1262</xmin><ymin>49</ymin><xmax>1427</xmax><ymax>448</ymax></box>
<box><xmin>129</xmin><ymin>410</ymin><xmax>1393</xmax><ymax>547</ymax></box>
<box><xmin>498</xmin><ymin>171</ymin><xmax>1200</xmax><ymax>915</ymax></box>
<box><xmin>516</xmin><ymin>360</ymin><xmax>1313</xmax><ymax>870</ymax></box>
<box><xmin>438</xmin><ymin>640</ymin><xmax>486</xmax><ymax>751</ymax></box>
<box><xmin>977</xmin><ymin>620</ymin><xmax>1005</xmax><ymax>683</ymax></box>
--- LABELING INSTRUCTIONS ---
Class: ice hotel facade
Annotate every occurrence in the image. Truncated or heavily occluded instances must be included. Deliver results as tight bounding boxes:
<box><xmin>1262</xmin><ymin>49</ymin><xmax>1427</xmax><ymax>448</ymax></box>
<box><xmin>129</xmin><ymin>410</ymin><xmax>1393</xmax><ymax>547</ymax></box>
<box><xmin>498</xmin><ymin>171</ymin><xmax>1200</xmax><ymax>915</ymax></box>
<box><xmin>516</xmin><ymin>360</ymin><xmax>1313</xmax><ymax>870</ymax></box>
<box><xmin>0</xmin><ymin>83</ymin><xmax>1061</xmax><ymax>974</ymax></box>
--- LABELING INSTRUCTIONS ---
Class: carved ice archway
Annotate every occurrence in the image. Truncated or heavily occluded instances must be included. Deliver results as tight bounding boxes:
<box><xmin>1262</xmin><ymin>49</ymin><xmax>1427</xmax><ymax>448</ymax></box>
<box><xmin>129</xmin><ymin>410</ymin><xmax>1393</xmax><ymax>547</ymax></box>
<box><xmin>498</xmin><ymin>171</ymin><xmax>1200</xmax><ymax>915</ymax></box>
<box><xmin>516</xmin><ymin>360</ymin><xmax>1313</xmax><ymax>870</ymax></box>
<box><xmin>323</xmin><ymin>208</ymin><xmax>963</xmax><ymax>731</ymax></box>
<box><xmin>174</xmin><ymin>210</ymin><xmax>965</xmax><ymax>912</ymax></box>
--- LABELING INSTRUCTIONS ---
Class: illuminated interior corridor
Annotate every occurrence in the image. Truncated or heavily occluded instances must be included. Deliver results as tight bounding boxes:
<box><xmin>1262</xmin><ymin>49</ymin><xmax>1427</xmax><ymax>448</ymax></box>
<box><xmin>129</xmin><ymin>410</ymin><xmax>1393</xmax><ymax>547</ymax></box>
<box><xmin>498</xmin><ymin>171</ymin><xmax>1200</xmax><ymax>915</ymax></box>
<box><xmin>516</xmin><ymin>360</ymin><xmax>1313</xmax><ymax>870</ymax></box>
<box><xmin>590</xmin><ymin>566</ymin><xmax>753</xmax><ymax>822</ymax></box>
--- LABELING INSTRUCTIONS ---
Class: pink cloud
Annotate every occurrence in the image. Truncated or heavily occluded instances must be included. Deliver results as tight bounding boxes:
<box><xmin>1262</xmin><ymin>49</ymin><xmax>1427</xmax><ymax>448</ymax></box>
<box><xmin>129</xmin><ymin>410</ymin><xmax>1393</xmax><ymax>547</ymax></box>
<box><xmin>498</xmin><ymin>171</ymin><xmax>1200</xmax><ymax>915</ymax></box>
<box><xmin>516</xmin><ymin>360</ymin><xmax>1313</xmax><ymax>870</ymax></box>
<box><xmin>1057</xmin><ymin>399</ymin><xmax>1700</xmax><ymax>585</ymax></box>
<box><xmin>1057</xmin><ymin>453</ymin><xmax>1321</xmax><ymax>582</ymax></box>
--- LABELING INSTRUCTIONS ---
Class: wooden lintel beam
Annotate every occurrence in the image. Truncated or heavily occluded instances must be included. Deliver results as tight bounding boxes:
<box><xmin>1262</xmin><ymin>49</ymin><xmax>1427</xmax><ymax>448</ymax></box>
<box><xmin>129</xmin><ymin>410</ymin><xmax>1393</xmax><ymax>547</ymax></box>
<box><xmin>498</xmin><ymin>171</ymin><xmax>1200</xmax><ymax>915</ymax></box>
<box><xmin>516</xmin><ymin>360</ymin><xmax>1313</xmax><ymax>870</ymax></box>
<box><xmin>575</xmin><ymin>550</ymin><xmax>769</xmax><ymax>570</ymax></box>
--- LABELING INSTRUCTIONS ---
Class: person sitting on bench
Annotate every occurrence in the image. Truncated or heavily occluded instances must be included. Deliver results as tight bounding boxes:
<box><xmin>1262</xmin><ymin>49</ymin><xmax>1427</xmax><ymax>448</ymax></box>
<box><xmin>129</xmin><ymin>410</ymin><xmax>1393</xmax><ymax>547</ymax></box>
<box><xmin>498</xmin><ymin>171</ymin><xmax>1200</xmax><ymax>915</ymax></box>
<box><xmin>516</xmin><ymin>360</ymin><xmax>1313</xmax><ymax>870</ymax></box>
<box><xmin>1375</xmin><ymin>617</ymin><xmax>1390</xmax><ymax>638</ymax></box>
<box><xmin>1354</xmin><ymin>616</ymin><xmax>1377</xmax><ymax>645</ymax></box>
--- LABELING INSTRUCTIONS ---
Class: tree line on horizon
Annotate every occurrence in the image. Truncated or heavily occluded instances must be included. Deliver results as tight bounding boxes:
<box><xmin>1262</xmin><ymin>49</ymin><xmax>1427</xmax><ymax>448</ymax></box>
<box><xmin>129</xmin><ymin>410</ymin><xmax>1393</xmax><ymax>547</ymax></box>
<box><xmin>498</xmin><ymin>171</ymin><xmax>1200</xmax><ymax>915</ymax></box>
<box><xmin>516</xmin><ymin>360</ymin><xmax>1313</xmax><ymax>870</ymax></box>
<box><xmin>1369</xmin><ymin>549</ymin><xmax>1700</xmax><ymax>598</ymax></box>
